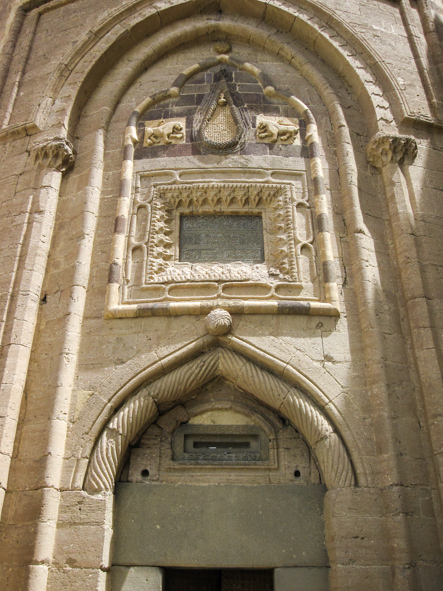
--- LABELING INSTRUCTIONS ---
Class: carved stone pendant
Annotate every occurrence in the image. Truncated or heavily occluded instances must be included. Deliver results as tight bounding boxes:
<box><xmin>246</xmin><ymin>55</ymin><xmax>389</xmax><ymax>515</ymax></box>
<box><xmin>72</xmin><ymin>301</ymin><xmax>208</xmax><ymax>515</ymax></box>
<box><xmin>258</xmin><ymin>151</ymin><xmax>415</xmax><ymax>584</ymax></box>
<box><xmin>193</xmin><ymin>70</ymin><xmax>249</xmax><ymax>154</ymax></box>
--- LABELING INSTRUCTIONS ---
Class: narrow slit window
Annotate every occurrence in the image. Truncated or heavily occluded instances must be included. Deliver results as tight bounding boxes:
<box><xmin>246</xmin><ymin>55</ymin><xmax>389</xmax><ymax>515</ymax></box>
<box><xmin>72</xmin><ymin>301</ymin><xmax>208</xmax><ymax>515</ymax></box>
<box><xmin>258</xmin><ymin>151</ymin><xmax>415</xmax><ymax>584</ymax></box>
<box><xmin>172</xmin><ymin>425</ymin><xmax>269</xmax><ymax>463</ymax></box>
<box><xmin>193</xmin><ymin>441</ymin><xmax>251</xmax><ymax>450</ymax></box>
<box><xmin>184</xmin><ymin>434</ymin><xmax>259</xmax><ymax>454</ymax></box>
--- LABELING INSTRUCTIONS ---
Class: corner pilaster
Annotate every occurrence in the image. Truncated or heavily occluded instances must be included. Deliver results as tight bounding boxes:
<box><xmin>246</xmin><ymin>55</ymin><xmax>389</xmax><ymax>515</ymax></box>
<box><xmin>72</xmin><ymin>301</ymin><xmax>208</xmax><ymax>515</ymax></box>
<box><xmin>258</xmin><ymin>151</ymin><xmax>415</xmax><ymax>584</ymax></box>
<box><xmin>0</xmin><ymin>136</ymin><xmax>76</xmax><ymax>518</ymax></box>
<box><xmin>367</xmin><ymin>131</ymin><xmax>443</xmax><ymax>555</ymax></box>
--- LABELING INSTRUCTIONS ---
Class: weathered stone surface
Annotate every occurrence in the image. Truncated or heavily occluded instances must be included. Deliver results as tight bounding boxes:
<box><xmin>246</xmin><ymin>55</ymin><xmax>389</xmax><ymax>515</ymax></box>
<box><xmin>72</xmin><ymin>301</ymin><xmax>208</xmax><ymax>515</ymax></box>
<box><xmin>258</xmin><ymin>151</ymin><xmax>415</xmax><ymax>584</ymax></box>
<box><xmin>274</xmin><ymin>567</ymin><xmax>329</xmax><ymax>591</ymax></box>
<box><xmin>0</xmin><ymin>1</ymin><xmax>442</xmax><ymax>590</ymax></box>
<box><xmin>113</xmin><ymin>484</ymin><xmax>328</xmax><ymax>567</ymax></box>
<box><xmin>111</xmin><ymin>566</ymin><xmax>163</xmax><ymax>591</ymax></box>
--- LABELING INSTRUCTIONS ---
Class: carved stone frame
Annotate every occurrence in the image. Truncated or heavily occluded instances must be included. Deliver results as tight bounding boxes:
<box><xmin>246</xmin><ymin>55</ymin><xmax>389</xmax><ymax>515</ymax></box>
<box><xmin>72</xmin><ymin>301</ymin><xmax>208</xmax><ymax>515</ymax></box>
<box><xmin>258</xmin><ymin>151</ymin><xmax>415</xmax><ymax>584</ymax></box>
<box><xmin>171</xmin><ymin>424</ymin><xmax>270</xmax><ymax>464</ymax></box>
<box><xmin>106</xmin><ymin>55</ymin><xmax>340</xmax><ymax>318</ymax></box>
<box><xmin>126</xmin><ymin>179</ymin><xmax>300</xmax><ymax>290</ymax></box>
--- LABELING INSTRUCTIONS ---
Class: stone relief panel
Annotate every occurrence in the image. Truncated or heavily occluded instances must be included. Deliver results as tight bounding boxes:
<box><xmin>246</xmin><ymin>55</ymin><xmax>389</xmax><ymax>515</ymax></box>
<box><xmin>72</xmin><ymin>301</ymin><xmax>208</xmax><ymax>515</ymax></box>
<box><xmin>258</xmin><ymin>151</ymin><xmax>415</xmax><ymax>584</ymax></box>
<box><xmin>193</xmin><ymin>74</ymin><xmax>250</xmax><ymax>155</ymax></box>
<box><xmin>143</xmin><ymin>118</ymin><xmax>186</xmax><ymax>147</ymax></box>
<box><xmin>107</xmin><ymin>58</ymin><xmax>340</xmax><ymax>316</ymax></box>
<box><xmin>134</xmin><ymin>66</ymin><xmax>305</xmax><ymax>161</ymax></box>
<box><xmin>122</xmin><ymin>168</ymin><xmax>320</xmax><ymax>304</ymax></box>
<box><xmin>256</xmin><ymin>115</ymin><xmax>299</xmax><ymax>145</ymax></box>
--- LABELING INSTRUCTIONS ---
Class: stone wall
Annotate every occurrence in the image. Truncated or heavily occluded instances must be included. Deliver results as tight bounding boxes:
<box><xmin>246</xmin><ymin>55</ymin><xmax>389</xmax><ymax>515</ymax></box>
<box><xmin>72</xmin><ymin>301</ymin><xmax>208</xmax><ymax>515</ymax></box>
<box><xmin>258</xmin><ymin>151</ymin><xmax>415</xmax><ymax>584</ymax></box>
<box><xmin>0</xmin><ymin>1</ymin><xmax>442</xmax><ymax>590</ymax></box>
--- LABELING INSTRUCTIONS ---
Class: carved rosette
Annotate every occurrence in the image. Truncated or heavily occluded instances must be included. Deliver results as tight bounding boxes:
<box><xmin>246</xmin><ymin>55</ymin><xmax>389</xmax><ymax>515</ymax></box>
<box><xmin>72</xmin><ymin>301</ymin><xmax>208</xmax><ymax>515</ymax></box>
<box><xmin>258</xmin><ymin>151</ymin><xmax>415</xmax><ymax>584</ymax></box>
<box><xmin>205</xmin><ymin>309</ymin><xmax>232</xmax><ymax>335</ymax></box>
<box><xmin>366</xmin><ymin>133</ymin><xmax>417</xmax><ymax>169</ymax></box>
<box><xmin>32</xmin><ymin>137</ymin><xmax>76</xmax><ymax>172</ymax></box>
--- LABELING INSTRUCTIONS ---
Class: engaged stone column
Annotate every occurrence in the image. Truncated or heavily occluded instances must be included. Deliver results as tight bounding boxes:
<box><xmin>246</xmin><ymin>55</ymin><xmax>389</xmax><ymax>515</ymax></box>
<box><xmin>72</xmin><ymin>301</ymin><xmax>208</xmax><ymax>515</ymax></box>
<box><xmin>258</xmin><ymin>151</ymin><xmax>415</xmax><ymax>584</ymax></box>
<box><xmin>111</xmin><ymin>567</ymin><xmax>164</xmax><ymax>591</ymax></box>
<box><xmin>366</xmin><ymin>131</ymin><xmax>443</xmax><ymax>589</ymax></box>
<box><xmin>0</xmin><ymin>136</ymin><xmax>75</xmax><ymax>554</ymax></box>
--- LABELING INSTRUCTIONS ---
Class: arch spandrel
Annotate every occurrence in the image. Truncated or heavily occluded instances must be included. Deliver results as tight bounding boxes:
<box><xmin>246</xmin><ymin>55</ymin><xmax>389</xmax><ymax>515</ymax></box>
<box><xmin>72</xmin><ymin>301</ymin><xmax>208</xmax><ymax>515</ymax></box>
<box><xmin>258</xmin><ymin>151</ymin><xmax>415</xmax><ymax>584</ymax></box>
<box><xmin>84</xmin><ymin>346</ymin><xmax>356</xmax><ymax>494</ymax></box>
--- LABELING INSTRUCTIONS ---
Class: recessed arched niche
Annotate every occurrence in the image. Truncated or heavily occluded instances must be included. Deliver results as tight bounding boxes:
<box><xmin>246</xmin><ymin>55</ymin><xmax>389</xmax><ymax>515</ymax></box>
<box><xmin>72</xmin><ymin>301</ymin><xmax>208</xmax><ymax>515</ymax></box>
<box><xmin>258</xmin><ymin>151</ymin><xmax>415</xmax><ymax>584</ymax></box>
<box><xmin>112</xmin><ymin>379</ymin><xmax>328</xmax><ymax>583</ymax></box>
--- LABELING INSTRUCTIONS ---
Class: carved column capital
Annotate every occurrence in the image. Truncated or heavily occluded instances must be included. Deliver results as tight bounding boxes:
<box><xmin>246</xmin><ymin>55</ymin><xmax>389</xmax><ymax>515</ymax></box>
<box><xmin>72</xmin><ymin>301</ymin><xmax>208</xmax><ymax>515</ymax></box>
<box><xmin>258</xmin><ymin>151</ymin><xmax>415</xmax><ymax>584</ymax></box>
<box><xmin>366</xmin><ymin>132</ymin><xmax>417</xmax><ymax>169</ymax></box>
<box><xmin>32</xmin><ymin>136</ymin><xmax>76</xmax><ymax>173</ymax></box>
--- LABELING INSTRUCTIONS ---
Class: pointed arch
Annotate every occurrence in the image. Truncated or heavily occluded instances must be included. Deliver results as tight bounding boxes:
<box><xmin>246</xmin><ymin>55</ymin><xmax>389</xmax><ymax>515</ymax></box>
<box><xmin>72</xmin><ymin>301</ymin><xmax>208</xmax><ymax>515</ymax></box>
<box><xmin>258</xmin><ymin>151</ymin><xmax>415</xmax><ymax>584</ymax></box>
<box><xmin>35</xmin><ymin>1</ymin><xmax>405</xmax><ymax>135</ymax></box>
<box><xmin>84</xmin><ymin>347</ymin><xmax>355</xmax><ymax>494</ymax></box>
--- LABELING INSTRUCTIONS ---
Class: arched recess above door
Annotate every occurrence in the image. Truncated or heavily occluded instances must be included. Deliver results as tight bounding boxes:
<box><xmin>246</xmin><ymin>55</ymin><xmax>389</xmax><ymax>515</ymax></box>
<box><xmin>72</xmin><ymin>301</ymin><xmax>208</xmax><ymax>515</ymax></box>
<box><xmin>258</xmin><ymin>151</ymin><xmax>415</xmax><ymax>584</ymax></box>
<box><xmin>84</xmin><ymin>346</ymin><xmax>355</xmax><ymax>494</ymax></box>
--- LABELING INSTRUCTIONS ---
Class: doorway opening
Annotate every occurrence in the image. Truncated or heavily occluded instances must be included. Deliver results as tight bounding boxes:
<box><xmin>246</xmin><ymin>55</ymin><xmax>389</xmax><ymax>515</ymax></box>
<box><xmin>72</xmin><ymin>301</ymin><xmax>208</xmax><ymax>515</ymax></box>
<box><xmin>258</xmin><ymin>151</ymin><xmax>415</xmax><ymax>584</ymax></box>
<box><xmin>164</xmin><ymin>568</ymin><xmax>274</xmax><ymax>591</ymax></box>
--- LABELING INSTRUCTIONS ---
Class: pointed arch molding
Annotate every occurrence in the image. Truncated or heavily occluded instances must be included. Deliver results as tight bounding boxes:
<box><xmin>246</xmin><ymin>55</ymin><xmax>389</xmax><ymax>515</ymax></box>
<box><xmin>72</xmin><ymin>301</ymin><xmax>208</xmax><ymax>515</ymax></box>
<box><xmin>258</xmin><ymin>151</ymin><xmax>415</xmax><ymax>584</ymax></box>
<box><xmin>84</xmin><ymin>347</ymin><xmax>355</xmax><ymax>493</ymax></box>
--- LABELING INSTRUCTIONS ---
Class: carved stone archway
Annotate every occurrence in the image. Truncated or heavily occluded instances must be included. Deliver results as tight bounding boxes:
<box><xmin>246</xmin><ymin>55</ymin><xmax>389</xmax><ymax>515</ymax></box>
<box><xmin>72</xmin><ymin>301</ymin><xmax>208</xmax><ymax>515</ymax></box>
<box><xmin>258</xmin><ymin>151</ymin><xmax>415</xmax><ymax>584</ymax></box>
<box><xmin>85</xmin><ymin>347</ymin><xmax>355</xmax><ymax>493</ymax></box>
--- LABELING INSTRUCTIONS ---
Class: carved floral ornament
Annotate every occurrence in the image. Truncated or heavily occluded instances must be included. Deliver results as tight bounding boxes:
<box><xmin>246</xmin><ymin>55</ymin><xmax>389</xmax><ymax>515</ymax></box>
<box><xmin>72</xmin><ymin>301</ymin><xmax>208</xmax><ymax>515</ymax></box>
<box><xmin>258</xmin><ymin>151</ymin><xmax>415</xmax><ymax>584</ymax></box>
<box><xmin>84</xmin><ymin>347</ymin><xmax>355</xmax><ymax>494</ymax></box>
<box><xmin>106</xmin><ymin>54</ymin><xmax>340</xmax><ymax>317</ymax></box>
<box><xmin>32</xmin><ymin>136</ymin><xmax>76</xmax><ymax>172</ymax></box>
<box><xmin>366</xmin><ymin>132</ymin><xmax>418</xmax><ymax>169</ymax></box>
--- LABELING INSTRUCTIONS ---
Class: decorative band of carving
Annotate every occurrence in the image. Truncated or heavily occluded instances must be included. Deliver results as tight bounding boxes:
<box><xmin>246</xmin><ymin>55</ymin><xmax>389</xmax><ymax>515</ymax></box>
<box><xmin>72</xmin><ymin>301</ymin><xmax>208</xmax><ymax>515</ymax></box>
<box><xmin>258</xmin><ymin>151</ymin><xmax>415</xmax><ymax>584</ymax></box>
<box><xmin>84</xmin><ymin>348</ymin><xmax>355</xmax><ymax>493</ymax></box>
<box><xmin>32</xmin><ymin>136</ymin><xmax>76</xmax><ymax>172</ymax></box>
<box><xmin>366</xmin><ymin>132</ymin><xmax>417</xmax><ymax>169</ymax></box>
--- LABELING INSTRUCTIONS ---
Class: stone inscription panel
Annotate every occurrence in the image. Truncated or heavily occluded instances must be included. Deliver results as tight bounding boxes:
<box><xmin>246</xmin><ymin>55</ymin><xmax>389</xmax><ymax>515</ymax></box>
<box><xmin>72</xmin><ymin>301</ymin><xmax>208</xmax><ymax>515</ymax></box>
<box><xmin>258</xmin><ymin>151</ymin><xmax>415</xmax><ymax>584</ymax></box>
<box><xmin>179</xmin><ymin>215</ymin><xmax>264</xmax><ymax>264</ymax></box>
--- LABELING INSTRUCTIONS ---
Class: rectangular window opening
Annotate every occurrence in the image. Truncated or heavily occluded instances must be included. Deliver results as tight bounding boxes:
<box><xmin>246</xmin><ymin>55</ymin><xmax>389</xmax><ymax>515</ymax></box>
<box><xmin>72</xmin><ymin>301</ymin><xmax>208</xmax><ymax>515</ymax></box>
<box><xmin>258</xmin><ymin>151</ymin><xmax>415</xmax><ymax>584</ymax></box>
<box><xmin>172</xmin><ymin>425</ymin><xmax>269</xmax><ymax>463</ymax></box>
<box><xmin>193</xmin><ymin>441</ymin><xmax>252</xmax><ymax>450</ymax></box>
<box><xmin>184</xmin><ymin>433</ymin><xmax>260</xmax><ymax>455</ymax></box>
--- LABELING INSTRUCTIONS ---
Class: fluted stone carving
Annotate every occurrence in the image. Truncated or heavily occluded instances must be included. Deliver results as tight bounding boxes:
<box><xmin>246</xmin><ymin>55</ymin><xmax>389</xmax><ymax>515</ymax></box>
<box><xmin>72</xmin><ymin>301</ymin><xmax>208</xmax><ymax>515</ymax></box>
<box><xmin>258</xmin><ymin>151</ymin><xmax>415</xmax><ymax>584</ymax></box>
<box><xmin>366</xmin><ymin>132</ymin><xmax>417</xmax><ymax>168</ymax></box>
<box><xmin>205</xmin><ymin>309</ymin><xmax>232</xmax><ymax>335</ymax></box>
<box><xmin>85</xmin><ymin>394</ymin><xmax>157</xmax><ymax>493</ymax></box>
<box><xmin>32</xmin><ymin>136</ymin><xmax>76</xmax><ymax>172</ymax></box>
<box><xmin>84</xmin><ymin>348</ymin><xmax>355</xmax><ymax>493</ymax></box>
